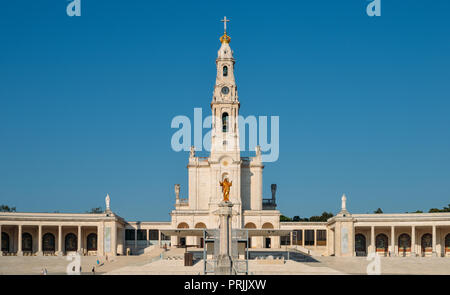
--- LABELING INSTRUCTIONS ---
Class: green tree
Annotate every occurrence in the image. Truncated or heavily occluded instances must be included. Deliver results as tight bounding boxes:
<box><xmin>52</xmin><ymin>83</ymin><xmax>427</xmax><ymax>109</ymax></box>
<box><xmin>309</xmin><ymin>212</ymin><xmax>334</xmax><ymax>222</ymax></box>
<box><xmin>280</xmin><ymin>215</ymin><xmax>292</xmax><ymax>222</ymax></box>
<box><xmin>374</xmin><ymin>208</ymin><xmax>383</xmax><ymax>214</ymax></box>
<box><xmin>0</xmin><ymin>205</ymin><xmax>16</xmax><ymax>212</ymax></box>
<box><xmin>429</xmin><ymin>204</ymin><xmax>450</xmax><ymax>213</ymax></box>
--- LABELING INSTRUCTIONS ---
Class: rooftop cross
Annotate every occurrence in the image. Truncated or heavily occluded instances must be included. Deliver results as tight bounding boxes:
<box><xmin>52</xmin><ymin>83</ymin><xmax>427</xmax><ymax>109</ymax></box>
<box><xmin>221</xmin><ymin>16</ymin><xmax>230</xmax><ymax>33</ymax></box>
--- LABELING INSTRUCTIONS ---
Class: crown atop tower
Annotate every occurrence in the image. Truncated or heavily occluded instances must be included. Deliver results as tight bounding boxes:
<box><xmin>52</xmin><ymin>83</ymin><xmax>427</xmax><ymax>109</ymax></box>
<box><xmin>218</xmin><ymin>17</ymin><xmax>234</xmax><ymax>59</ymax></box>
<box><xmin>220</xmin><ymin>33</ymin><xmax>231</xmax><ymax>44</ymax></box>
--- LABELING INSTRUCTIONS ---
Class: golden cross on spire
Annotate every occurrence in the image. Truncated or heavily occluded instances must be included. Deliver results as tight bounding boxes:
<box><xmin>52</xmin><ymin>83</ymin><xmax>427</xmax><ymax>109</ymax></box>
<box><xmin>221</xmin><ymin>16</ymin><xmax>230</xmax><ymax>33</ymax></box>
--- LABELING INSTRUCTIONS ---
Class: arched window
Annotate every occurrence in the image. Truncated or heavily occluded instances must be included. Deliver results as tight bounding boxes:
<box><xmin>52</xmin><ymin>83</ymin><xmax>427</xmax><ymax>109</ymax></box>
<box><xmin>223</xmin><ymin>66</ymin><xmax>228</xmax><ymax>77</ymax></box>
<box><xmin>355</xmin><ymin>234</ymin><xmax>366</xmax><ymax>256</ymax></box>
<box><xmin>244</xmin><ymin>223</ymin><xmax>256</xmax><ymax>229</ymax></box>
<box><xmin>262</xmin><ymin>223</ymin><xmax>274</xmax><ymax>229</ymax></box>
<box><xmin>22</xmin><ymin>232</ymin><xmax>33</xmax><ymax>252</ymax></box>
<box><xmin>65</xmin><ymin>233</ymin><xmax>77</xmax><ymax>252</ymax></box>
<box><xmin>177</xmin><ymin>222</ymin><xmax>189</xmax><ymax>229</ymax></box>
<box><xmin>421</xmin><ymin>233</ymin><xmax>432</xmax><ymax>253</ymax></box>
<box><xmin>42</xmin><ymin>233</ymin><xmax>55</xmax><ymax>252</ymax></box>
<box><xmin>1</xmin><ymin>232</ymin><xmax>9</xmax><ymax>252</ymax></box>
<box><xmin>87</xmin><ymin>233</ymin><xmax>97</xmax><ymax>251</ymax></box>
<box><xmin>222</xmin><ymin>112</ymin><xmax>229</xmax><ymax>132</ymax></box>
<box><xmin>398</xmin><ymin>233</ymin><xmax>411</xmax><ymax>256</ymax></box>
<box><xmin>195</xmin><ymin>223</ymin><xmax>206</xmax><ymax>229</ymax></box>
<box><xmin>375</xmin><ymin>234</ymin><xmax>388</xmax><ymax>253</ymax></box>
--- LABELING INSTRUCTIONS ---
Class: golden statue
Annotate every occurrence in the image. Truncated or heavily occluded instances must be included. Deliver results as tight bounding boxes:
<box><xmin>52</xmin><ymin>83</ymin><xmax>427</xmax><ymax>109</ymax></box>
<box><xmin>220</xmin><ymin>178</ymin><xmax>232</xmax><ymax>202</ymax></box>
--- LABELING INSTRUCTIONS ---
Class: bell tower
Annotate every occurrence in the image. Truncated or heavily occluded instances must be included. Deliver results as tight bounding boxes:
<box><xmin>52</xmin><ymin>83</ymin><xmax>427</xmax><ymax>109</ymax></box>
<box><xmin>210</xmin><ymin>16</ymin><xmax>240</xmax><ymax>161</ymax></box>
<box><xmin>171</xmin><ymin>18</ymin><xmax>281</xmax><ymax>239</ymax></box>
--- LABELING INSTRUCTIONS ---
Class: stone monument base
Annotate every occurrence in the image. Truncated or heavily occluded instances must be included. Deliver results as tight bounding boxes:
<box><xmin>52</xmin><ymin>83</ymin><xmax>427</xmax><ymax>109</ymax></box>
<box><xmin>215</xmin><ymin>254</ymin><xmax>233</xmax><ymax>275</ymax></box>
<box><xmin>214</xmin><ymin>200</ymin><xmax>235</xmax><ymax>275</ymax></box>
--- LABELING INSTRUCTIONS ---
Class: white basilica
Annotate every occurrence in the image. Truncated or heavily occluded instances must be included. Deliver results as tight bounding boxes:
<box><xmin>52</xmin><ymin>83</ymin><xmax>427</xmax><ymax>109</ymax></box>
<box><xmin>169</xmin><ymin>26</ymin><xmax>280</xmax><ymax>249</ymax></box>
<box><xmin>1</xmin><ymin>22</ymin><xmax>450</xmax><ymax>259</ymax></box>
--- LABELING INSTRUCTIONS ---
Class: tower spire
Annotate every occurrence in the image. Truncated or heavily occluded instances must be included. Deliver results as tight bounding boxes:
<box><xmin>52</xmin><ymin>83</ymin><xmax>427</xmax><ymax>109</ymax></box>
<box><xmin>220</xmin><ymin>16</ymin><xmax>231</xmax><ymax>44</ymax></box>
<box><xmin>211</xmin><ymin>17</ymin><xmax>239</xmax><ymax>158</ymax></box>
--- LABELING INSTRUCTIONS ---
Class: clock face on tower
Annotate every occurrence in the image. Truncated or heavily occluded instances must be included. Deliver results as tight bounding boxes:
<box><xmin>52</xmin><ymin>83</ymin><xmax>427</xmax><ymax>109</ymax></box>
<box><xmin>221</xmin><ymin>86</ymin><xmax>230</xmax><ymax>95</ymax></box>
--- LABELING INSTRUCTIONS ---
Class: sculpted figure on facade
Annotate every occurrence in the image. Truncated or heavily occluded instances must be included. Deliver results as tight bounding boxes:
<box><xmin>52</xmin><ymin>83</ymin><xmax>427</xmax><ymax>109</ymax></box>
<box><xmin>220</xmin><ymin>178</ymin><xmax>232</xmax><ymax>202</ymax></box>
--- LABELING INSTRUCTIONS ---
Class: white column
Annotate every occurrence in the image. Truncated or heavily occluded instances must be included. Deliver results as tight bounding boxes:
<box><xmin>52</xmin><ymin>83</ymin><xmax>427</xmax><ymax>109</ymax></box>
<box><xmin>258</xmin><ymin>168</ymin><xmax>263</xmax><ymax>210</ymax></box>
<box><xmin>370</xmin><ymin>226</ymin><xmax>375</xmax><ymax>253</ymax></box>
<box><xmin>38</xmin><ymin>225</ymin><xmax>43</xmax><ymax>255</ymax></box>
<box><xmin>158</xmin><ymin>230</ymin><xmax>161</xmax><ymax>247</ymax></box>
<box><xmin>314</xmin><ymin>229</ymin><xmax>317</xmax><ymax>248</ymax></box>
<box><xmin>58</xmin><ymin>225</ymin><xmax>62</xmax><ymax>255</ymax></box>
<box><xmin>432</xmin><ymin>225</ymin><xmax>437</xmax><ymax>256</ymax></box>
<box><xmin>97</xmin><ymin>225</ymin><xmax>104</xmax><ymax>257</ymax></box>
<box><xmin>302</xmin><ymin>230</ymin><xmax>305</xmax><ymax>247</ymax></box>
<box><xmin>146</xmin><ymin>229</ymin><xmax>150</xmax><ymax>247</ymax></box>
<box><xmin>57</xmin><ymin>226</ymin><xmax>62</xmax><ymax>255</ymax></box>
<box><xmin>77</xmin><ymin>226</ymin><xmax>82</xmax><ymax>254</ymax></box>
<box><xmin>327</xmin><ymin>229</ymin><xmax>333</xmax><ymax>255</ymax></box>
<box><xmin>18</xmin><ymin>225</ymin><xmax>23</xmax><ymax>256</ymax></box>
<box><xmin>390</xmin><ymin>226</ymin><xmax>395</xmax><ymax>256</ymax></box>
<box><xmin>0</xmin><ymin>224</ymin><xmax>2</xmax><ymax>256</ymax></box>
<box><xmin>331</xmin><ymin>229</ymin><xmax>335</xmax><ymax>256</ymax></box>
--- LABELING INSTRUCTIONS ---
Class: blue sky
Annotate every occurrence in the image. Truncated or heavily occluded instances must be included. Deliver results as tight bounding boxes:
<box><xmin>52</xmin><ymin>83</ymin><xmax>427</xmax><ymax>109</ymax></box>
<box><xmin>0</xmin><ymin>1</ymin><xmax>449</xmax><ymax>221</ymax></box>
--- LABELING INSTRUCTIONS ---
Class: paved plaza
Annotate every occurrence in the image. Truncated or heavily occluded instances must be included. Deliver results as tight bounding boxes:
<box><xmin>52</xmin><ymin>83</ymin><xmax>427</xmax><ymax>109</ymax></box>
<box><xmin>1</xmin><ymin>250</ymin><xmax>449</xmax><ymax>275</ymax></box>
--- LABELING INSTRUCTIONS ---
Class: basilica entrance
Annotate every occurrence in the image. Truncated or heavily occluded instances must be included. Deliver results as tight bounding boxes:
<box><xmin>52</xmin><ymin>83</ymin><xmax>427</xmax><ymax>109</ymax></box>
<box><xmin>355</xmin><ymin>234</ymin><xmax>366</xmax><ymax>256</ymax></box>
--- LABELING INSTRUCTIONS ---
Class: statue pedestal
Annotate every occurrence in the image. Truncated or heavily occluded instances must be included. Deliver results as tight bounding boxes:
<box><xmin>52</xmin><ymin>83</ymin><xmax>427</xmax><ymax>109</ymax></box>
<box><xmin>215</xmin><ymin>201</ymin><xmax>234</xmax><ymax>275</ymax></box>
